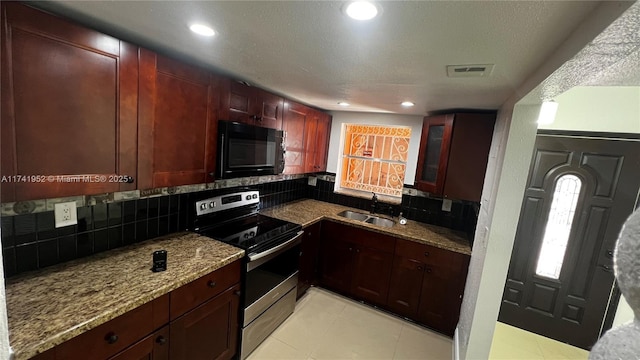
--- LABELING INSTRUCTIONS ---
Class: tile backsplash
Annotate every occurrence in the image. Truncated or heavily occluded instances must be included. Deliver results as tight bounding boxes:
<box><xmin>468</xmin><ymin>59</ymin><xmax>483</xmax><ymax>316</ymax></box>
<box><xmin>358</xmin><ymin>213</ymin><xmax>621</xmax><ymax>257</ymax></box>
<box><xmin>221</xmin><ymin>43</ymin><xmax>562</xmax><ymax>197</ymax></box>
<box><xmin>1</xmin><ymin>175</ymin><xmax>477</xmax><ymax>278</ymax></box>
<box><xmin>1</xmin><ymin>177</ymin><xmax>308</xmax><ymax>278</ymax></box>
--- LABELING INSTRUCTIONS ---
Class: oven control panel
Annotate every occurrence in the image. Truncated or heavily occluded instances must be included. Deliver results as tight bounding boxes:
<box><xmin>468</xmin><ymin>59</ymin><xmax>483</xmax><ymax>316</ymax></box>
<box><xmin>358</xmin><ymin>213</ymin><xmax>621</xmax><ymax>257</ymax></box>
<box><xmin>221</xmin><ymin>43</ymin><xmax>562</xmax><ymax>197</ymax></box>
<box><xmin>196</xmin><ymin>190</ymin><xmax>260</xmax><ymax>216</ymax></box>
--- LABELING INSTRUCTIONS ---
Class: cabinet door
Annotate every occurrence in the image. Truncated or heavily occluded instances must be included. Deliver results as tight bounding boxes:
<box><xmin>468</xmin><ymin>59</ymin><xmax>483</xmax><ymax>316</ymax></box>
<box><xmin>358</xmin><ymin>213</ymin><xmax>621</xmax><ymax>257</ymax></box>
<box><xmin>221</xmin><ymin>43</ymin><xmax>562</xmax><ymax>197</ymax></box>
<box><xmin>417</xmin><ymin>252</ymin><xmax>470</xmax><ymax>336</ymax></box>
<box><xmin>255</xmin><ymin>89</ymin><xmax>284</xmax><ymax>129</ymax></box>
<box><xmin>282</xmin><ymin>101</ymin><xmax>309</xmax><ymax>174</ymax></box>
<box><xmin>350</xmin><ymin>245</ymin><xmax>393</xmax><ymax>306</ymax></box>
<box><xmin>170</xmin><ymin>284</ymin><xmax>240</xmax><ymax>360</ymax></box>
<box><xmin>303</xmin><ymin>111</ymin><xmax>319</xmax><ymax>173</ymax></box>
<box><xmin>221</xmin><ymin>81</ymin><xmax>283</xmax><ymax>129</ymax></box>
<box><xmin>224</xmin><ymin>80</ymin><xmax>254</xmax><ymax>124</ymax></box>
<box><xmin>387</xmin><ymin>256</ymin><xmax>425</xmax><ymax>319</ymax></box>
<box><xmin>1</xmin><ymin>3</ymin><xmax>137</xmax><ymax>201</ymax></box>
<box><xmin>108</xmin><ymin>326</ymin><xmax>169</xmax><ymax>360</ymax></box>
<box><xmin>414</xmin><ymin>115</ymin><xmax>454</xmax><ymax>195</ymax></box>
<box><xmin>319</xmin><ymin>236</ymin><xmax>354</xmax><ymax>294</ymax></box>
<box><xmin>442</xmin><ymin>113</ymin><xmax>495</xmax><ymax>201</ymax></box>
<box><xmin>138</xmin><ymin>50</ymin><xmax>218</xmax><ymax>189</ymax></box>
<box><xmin>298</xmin><ymin>222</ymin><xmax>321</xmax><ymax>298</ymax></box>
<box><xmin>314</xmin><ymin>113</ymin><xmax>332</xmax><ymax>172</ymax></box>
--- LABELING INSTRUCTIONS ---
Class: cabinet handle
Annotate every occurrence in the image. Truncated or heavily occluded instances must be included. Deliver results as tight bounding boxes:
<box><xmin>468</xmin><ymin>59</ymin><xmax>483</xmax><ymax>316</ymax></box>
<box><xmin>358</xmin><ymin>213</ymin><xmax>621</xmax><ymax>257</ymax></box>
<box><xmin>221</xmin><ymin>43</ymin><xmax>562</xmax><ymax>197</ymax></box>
<box><xmin>417</xmin><ymin>266</ymin><xmax>423</xmax><ymax>271</ymax></box>
<box><xmin>348</xmin><ymin>247</ymin><xmax>353</xmax><ymax>252</ymax></box>
<box><xmin>156</xmin><ymin>336</ymin><xmax>167</xmax><ymax>345</ymax></box>
<box><xmin>426</xmin><ymin>268</ymin><xmax>432</xmax><ymax>274</ymax></box>
<box><xmin>105</xmin><ymin>332</ymin><xmax>118</xmax><ymax>344</ymax></box>
<box><xmin>208</xmin><ymin>172</ymin><xmax>215</xmax><ymax>178</ymax></box>
<box><xmin>234</xmin><ymin>290</ymin><xmax>242</xmax><ymax>296</ymax></box>
<box><xmin>207</xmin><ymin>280</ymin><xmax>217</xmax><ymax>288</ymax></box>
<box><xmin>606</xmin><ymin>250</ymin><xmax>613</xmax><ymax>258</ymax></box>
<box><xmin>424</xmin><ymin>251</ymin><xmax>430</xmax><ymax>257</ymax></box>
<box><xmin>355</xmin><ymin>249</ymin><xmax>360</xmax><ymax>253</ymax></box>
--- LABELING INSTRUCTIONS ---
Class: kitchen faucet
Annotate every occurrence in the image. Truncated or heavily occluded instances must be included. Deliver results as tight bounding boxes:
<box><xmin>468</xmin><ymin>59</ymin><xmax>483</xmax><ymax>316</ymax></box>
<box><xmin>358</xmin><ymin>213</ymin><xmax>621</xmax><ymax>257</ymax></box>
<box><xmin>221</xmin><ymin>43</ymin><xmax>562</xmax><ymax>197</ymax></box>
<box><xmin>370</xmin><ymin>192</ymin><xmax>378</xmax><ymax>214</ymax></box>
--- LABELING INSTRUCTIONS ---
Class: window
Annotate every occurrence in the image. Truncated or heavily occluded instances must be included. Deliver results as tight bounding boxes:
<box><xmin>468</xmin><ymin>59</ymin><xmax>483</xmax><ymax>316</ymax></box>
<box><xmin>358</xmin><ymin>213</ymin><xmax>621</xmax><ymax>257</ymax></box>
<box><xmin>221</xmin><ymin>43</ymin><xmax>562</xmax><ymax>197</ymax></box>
<box><xmin>338</xmin><ymin>124</ymin><xmax>411</xmax><ymax>198</ymax></box>
<box><xmin>535</xmin><ymin>174</ymin><xmax>582</xmax><ymax>279</ymax></box>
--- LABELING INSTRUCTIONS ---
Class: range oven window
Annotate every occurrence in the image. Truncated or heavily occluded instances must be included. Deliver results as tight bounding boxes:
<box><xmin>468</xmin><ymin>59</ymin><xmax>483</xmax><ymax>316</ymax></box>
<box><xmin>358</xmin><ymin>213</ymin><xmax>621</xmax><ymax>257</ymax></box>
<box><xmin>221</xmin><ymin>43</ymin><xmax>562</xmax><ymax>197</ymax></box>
<box><xmin>245</xmin><ymin>243</ymin><xmax>299</xmax><ymax>307</ymax></box>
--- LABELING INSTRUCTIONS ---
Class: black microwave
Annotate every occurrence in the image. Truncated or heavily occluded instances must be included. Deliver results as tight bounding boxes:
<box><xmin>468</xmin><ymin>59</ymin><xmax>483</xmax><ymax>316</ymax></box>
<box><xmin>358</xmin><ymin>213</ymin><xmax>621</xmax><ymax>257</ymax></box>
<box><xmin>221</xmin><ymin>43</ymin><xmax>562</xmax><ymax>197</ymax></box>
<box><xmin>217</xmin><ymin>120</ymin><xmax>285</xmax><ymax>179</ymax></box>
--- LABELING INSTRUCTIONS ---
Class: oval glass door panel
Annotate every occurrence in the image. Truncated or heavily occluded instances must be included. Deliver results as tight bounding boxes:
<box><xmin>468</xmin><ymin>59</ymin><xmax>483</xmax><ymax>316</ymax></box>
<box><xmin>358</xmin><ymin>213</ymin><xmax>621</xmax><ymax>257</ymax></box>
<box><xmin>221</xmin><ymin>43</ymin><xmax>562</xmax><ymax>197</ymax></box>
<box><xmin>535</xmin><ymin>174</ymin><xmax>582</xmax><ymax>279</ymax></box>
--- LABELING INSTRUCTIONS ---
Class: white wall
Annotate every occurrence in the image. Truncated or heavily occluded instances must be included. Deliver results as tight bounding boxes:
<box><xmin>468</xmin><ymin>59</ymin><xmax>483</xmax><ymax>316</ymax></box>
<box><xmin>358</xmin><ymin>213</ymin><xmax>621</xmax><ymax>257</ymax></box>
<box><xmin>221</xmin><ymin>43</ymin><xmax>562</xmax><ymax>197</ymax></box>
<box><xmin>326</xmin><ymin>111</ymin><xmax>424</xmax><ymax>184</ymax></box>
<box><xmin>539</xmin><ymin>86</ymin><xmax>640</xmax><ymax>133</ymax></box>
<box><xmin>457</xmin><ymin>2</ymin><xmax>635</xmax><ymax>359</ymax></box>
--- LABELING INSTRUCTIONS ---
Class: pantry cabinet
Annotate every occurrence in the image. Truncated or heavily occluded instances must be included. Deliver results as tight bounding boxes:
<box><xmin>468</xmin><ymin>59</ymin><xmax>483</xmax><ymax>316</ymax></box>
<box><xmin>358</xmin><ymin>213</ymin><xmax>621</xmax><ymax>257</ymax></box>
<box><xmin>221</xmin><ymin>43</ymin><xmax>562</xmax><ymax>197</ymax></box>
<box><xmin>1</xmin><ymin>2</ymin><xmax>138</xmax><ymax>202</ymax></box>
<box><xmin>220</xmin><ymin>80</ymin><xmax>284</xmax><ymax>130</ymax></box>
<box><xmin>415</xmin><ymin>113</ymin><xmax>495</xmax><ymax>202</ymax></box>
<box><xmin>138</xmin><ymin>50</ymin><xmax>222</xmax><ymax>189</ymax></box>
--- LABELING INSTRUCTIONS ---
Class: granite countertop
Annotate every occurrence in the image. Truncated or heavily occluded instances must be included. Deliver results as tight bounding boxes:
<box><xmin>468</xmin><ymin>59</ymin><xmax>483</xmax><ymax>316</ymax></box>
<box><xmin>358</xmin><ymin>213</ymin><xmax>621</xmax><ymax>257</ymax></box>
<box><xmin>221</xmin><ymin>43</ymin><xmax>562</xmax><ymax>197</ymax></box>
<box><xmin>260</xmin><ymin>199</ymin><xmax>472</xmax><ymax>255</ymax></box>
<box><xmin>5</xmin><ymin>232</ymin><xmax>244</xmax><ymax>360</ymax></box>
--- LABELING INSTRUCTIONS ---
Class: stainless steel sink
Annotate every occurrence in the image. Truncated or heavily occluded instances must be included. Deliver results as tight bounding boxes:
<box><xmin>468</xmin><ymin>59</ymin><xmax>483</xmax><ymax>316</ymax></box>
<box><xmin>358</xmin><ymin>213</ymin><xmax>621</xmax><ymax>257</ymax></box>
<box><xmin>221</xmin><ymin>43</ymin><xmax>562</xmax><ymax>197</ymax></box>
<box><xmin>364</xmin><ymin>217</ymin><xmax>395</xmax><ymax>228</ymax></box>
<box><xmin>336</xmin><ymin>210</ymin><xmax>370</xmax><ymax>221</ymax></box>
<box><xmin>337</xmin><ymin>210</ymin><xmax>395</xmax><ymax>228</ymax></box>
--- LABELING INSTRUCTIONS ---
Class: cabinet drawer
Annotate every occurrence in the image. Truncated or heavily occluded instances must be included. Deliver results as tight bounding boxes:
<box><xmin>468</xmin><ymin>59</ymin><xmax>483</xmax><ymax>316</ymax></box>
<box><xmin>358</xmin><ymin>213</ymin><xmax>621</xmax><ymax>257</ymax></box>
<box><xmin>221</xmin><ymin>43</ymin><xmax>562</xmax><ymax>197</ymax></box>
<box><xmin>170</xmin><ymin>260</ymin><xmax>241</xmax><ymax>320</ymax></box>
<box><xmin>56</xmin><ymin>294</ymin><xmax>169</xmax><ymax>360</ymax></box>
<box><xmin>394</xmin><ymin>239</ymin><xmax>451</xmax><ymax>266</ymax></box>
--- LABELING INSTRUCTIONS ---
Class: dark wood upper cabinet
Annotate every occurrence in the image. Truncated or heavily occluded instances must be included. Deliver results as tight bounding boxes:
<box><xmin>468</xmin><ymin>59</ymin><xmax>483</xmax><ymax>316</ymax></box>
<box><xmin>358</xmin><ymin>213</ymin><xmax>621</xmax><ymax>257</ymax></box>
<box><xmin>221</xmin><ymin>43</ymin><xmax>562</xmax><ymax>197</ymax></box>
<box><xmin>282</xmin><ymin>101</ymin><xmax>309</xmax><ymax>174</ymax></box>
<box><xmin>415</xmin><ymin>113</ymin><xmax>495</xmax><ymax>202</ymax></box>
<box><xmin>1</xmin><ymin>3</ymin><xmax>138</xmax><ymax>202</ymax></box>
<box><xmin>304</xmin><ymin>110</ymin><xmax>332</xmax><ymax>173</ymax></box>
<box><xmin>220</xmin><ymin>80</ymin><xmax>284</xmax><ymax>129</ymax></box>
<box><xmin>137</xmin><ymin>50</ymin><xmax>220</xmax><ymax>189</ymax></box>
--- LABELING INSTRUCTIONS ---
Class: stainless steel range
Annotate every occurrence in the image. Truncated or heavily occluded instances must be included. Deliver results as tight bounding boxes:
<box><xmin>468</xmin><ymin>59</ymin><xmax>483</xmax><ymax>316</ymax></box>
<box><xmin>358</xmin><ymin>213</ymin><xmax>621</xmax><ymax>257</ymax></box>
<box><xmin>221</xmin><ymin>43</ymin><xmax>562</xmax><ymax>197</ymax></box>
<box><xmin>191</xmin><ymin>189</ymin><xmax>302</xmax><ymax>359</ymax></box>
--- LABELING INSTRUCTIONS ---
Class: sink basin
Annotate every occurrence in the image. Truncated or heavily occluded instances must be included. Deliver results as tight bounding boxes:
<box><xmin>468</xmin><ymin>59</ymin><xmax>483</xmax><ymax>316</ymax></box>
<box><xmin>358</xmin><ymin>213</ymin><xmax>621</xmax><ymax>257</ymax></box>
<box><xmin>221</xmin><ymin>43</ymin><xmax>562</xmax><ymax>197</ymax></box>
<box><xmin>337</xmin><ymin>210</ymin><xmax>370</xmax><ymax>221</ymax></box>
<box><xmin>364</xmin><ymin>217</ymin><xmax>395</xmax><ymax>228</ymax></box>
<box><xmin>337</xmin><ymin>210</ymin><xmax>395</xmax><ymax>228</ymax></box>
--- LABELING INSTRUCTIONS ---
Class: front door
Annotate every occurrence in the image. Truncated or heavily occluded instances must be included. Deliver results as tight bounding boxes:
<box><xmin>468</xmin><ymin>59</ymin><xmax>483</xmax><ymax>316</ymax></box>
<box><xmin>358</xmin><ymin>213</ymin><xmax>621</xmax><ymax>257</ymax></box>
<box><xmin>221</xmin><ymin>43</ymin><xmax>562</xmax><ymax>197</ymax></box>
<box><xmin>499</xmin><ymin>133</ymin><xmax>640</xmax><ymax>349</ymax></box>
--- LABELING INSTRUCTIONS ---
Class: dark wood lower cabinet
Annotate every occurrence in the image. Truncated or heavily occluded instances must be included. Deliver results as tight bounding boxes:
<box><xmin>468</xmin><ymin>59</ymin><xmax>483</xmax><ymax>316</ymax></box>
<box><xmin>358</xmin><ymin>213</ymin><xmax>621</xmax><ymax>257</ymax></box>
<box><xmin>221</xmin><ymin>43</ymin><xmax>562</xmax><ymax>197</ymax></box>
<box><xmin>318</xmin><ymin>220</ymin><xmax>470</xmax><ymax>337</ymax></box>
<box><xmin>351</xmin><ymin>245</ymin><xmax>393</xmax><ymax>306</ymax></box>
<box><xmin>386</xmin><ymin>257</ymin><xmax>425</xmax><ymax>319</ymax></box>
<box><xmin>298</xmin><ymin>222</ymin><xmax>321</xmax><ymax>298</ymax></box>
<box><xmin>170</xmin><ymin>284</ymin><xmax>240</xmax><ymax>360</ymax></box>
<box><xmin>319</xmin><ymin>221</ymin><xmax>395</xmax><ymax>306</ymax></box>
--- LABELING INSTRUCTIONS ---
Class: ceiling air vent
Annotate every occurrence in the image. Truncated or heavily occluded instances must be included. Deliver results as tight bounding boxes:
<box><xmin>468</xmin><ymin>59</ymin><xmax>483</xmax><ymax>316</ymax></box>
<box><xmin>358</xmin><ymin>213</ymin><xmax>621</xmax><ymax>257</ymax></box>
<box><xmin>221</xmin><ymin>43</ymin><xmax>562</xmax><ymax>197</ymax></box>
<box><xmin>447</xmin><ymin>64</ymin><xmax>495</xmax><ymax>77</ymax></box>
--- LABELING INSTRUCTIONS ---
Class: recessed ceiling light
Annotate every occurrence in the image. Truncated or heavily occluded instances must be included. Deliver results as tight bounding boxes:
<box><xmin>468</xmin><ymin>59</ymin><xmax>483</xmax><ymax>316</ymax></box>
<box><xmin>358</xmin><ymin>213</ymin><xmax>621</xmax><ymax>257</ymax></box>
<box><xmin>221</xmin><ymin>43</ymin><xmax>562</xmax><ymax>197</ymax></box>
<box><xmin>189</xmin><ymin>24</ymin><xmax>215</xmax><ymax>37</ymax></box>
<box><xmin>401</xmin><ymin>101</ymin><xmax>415</xmax><ymax>107</ymax></box>
<box><xmin>345</xmin><ymin>1</ymin><xmax>379</xmax><ymax>21</ymax></box>
<box><xmin>338</xmin><ymin>101</ymin><xmax>350</xmax><ymax>106</ymax></box>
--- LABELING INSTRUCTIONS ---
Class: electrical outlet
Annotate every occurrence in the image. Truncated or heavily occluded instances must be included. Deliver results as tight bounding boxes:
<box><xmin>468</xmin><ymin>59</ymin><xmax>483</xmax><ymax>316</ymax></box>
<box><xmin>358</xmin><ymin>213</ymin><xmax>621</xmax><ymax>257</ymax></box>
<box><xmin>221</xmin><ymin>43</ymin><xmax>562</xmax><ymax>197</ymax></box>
<box><xmin>54</xmin><ymin>201</ymin><xmax>77</xmax><ymax>228</ymax></box>
<box><xmin>308</xmin><ymin>176</ymin><xmax>318</xmax><ymax>186</ymax></box>
<box><xmin>442</xmin><ymin>199</ymin><xmax>452</xmax><ymax>212</ymax></box>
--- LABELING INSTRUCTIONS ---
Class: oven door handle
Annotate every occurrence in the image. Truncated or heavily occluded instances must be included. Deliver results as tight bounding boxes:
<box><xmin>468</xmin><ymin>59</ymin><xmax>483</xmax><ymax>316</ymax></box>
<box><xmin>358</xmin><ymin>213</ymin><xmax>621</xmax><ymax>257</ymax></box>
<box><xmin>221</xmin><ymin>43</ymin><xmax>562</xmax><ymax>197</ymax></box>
<box><xmin>247</xmin><ymin>230</ymin><xmax>304</xmax><ymax>271</ymax></box>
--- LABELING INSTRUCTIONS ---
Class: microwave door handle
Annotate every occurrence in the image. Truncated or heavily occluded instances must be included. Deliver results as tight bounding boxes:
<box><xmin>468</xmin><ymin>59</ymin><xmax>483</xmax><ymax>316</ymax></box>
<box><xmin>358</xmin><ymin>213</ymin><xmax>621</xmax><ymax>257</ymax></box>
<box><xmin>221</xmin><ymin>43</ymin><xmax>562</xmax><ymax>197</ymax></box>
<box><xmin>247</xmin><ymin>230</ymin><xmax>304</xmax><ymax>271</ymax></box>
<box><xmin>219</xmin><ymin>133</ymin><xmax>225</xmax><ymax>178</ymax></box>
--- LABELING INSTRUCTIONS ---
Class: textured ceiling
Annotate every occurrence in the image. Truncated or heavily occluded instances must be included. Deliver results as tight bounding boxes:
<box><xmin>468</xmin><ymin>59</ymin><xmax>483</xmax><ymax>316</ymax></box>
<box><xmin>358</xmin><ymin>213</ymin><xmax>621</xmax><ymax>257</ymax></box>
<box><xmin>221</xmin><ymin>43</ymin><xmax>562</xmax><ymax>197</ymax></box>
<box><xmin>34</xmin><ymin>1</ymin><xmax>604</xmax><ymax>114</ymax></box>
<box><xmin>538</xmin><ymin>1</ymin><xmax>640</xmax><ymax>101</ymax></box>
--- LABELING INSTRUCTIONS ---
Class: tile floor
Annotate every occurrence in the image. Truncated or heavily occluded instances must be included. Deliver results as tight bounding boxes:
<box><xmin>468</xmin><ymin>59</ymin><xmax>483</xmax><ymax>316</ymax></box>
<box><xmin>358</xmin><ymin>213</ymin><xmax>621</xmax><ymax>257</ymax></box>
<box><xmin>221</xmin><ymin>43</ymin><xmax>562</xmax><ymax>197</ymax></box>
<box><xmin>246</xmin><ymin>287</ymin><xmax>452</xmax><ymax>360</ymax></box>
<box><xmin>489</xmin><ymin>322</ymin><xmax>590</xmax><ymax>360</ymax></box>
